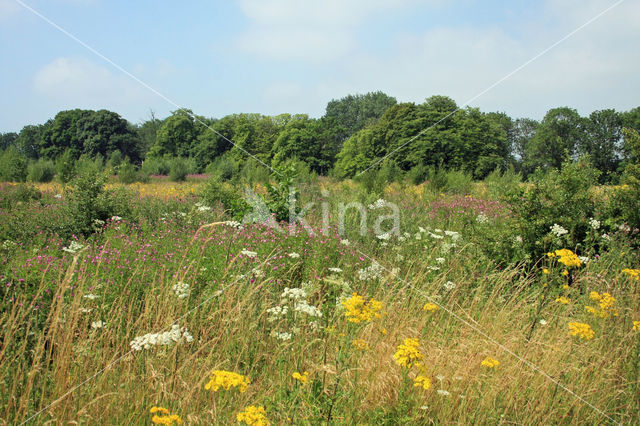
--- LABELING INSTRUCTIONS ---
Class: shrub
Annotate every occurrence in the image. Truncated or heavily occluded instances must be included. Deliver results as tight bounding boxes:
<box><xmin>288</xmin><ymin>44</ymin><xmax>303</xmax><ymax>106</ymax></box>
<box><xmin>75</xmin><ymin>154</ymin><xmax>104</xmax><ymax>177</ymax></box>
<box><xmin>407</xmin><ymin>164</ymin><xmax>428</xmax><ymax>185</ymax></box>
<box><xmin>425</xmin><ymin>166</ymin><xmax>447</xmax><ymax>192</ymax></box>
<box><xmin>606</xmin><ymin>128</ymin><xmax>640</xmax><ymax>238</ymax></box>
<box><xmin>206</xmin><ymin>154</ymin><xmax>238</xmax><ymax>181</ymax></box>
<box><xmin>117</xmin><ymin>160</ymin><xmax>139</xmax><ymax>184</ymax></box>
<box><xmin>240</xmin><ymin>158</ymin><xmax>270</xmax><ymax>185</ymax></box>
<box><xmin>484</xmin><ymin>167</ymin><xmax>522</xmax><ymax>199</ymax></box>
<box><xmin>169</xmin><ymin>157</ymin><xmax>189</xmax><ymax>182</ymax></box>
<box><xmin>109</xmin><ymin>150</ymin><xmax>123</xmax><ymax>168</ymax></box>
<box><xmin>142</xmin><ymin>156</ymin><xmax>171</xmax><ymax>175</ymax></box>
<box><xmin>200</xmin><ymin>179</ymin><xmax>249</xmax><ymax>220</ymax></box>
<box><xmin>27</xmin><ymin>159</ymin><xmax>56</xmax><ymax>183</ymax></box>
<box><xmin>56</xmin><ymin>149</ymin><xmax>76</xmax><ymax>183</ymax></box>
<box><xmin>0</xmin><ymin>183</ymin><xmax>41</xmax><ymax>210</ymax></box>
<box><xmin>0</xmin><ymin>147</ymin><xmax>28</xmax><ymax>182</ymax></box>
<box><xmin>444</xmin><ymin>169</ymin><xmax>473</xmax><ymax>194</ymax></box>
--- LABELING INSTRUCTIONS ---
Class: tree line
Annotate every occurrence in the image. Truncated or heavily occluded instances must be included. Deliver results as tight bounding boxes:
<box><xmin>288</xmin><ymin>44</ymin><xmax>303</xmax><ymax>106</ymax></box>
<box><xmin>1</xmin><ymin>91</ymin><xmax>639</xmax><ymax>183</ymax></box>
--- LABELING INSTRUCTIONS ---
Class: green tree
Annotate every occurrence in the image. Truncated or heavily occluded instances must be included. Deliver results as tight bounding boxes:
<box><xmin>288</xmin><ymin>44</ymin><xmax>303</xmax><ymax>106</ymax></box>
<box><xmin>324</xmin><ymin>91</ymin><xmax>397</xmax><ymax>142</ymax></box>
<box><xmin>0</xmin><ymin>146</ymin><xmax>28</xmax><ymax>182</ymax></box>
<box><xmin>581</xmin><ymin>109</ymin><xmax>622</xmax><ymax>181</ymax></box>
<box><xmin>148</xmin><ymin>110</ymin><xmax>200</xmax><ymax>158</ymax></box>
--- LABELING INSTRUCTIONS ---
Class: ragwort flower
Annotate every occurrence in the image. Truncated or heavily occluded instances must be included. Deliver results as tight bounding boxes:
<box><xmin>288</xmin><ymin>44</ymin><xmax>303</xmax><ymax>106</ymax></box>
<box><xmin>393</xmin><ymin>338</ymin><xmax>424</xmax><ymax>368</ymax></box>
<box><xmin>204</xmin><ymin>370</ymin><xmax>250</xmax><ymax>392</ymax></box>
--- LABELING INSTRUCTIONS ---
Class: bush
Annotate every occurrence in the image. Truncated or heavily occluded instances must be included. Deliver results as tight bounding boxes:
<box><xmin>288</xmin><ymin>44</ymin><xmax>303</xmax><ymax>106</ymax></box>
<box><xmin>444</xmin><ymin>169</ymin><xmax>473</xmax><ymax>194</ymax></box>
<box><xmin>142</xmin><ymin>156</ymin><xmax>171</xmax><ymax>175</ymax></box>
<box><xmin>56</xmin><ymin>149</ymin><xmax>76</xmax><ymax>183</ymax></box>
<box><xmin>200</xmin><ymin>179</ymin><xmax>249</xmax><ymax>220</ymax></box>
<box><xmin>117</xmin><ymin>160</ymin><xmax>139</xmax><ymax>184</ymax></box>
<box><xmin>206</xmin><ymin>154</ymin><xmax>238</xmax><ymax>181</ymax></box>
<box><xmin>0</xmin><ymin>147</ymin><xmax>28</xmax><ymax>182</ymax></box>
<box><xmin>27</xmin><ymin>159</ymin><xmax>55</xmax><ymax>183</ymax></box>
<box><xmin>0</xmin><ymin>183</ymin><xmax>41</xmax><ymax>210</ymax></box>
<box><xmin>240</xmin><ymin>159</ymin><xmax>270</xmax><ymax>185</ymax></box>
<box><xmin>407</xmin><ymin>164</ymin><xmax>428</xmax><ymax>185</ymax></box>
<box><xmin>484</xmin><ymin>167</ymin><xmax>522</xmax><ymax>199</ymax></box>
<box><xmin>606</xmin><ymin>128</ymin><xmax>640</xmax><ymax>238</ymax></box>
<box><xmin>425</xmin><ymin>166</ymin><xmax>447</xmax><ymax>192</ymax></box>
<box><xmin>169</xmin><ymin>157</ymin><xmax>189</xmax><ymax>182</ymax></box>
<box><xmin>109</xmin><ymin>150</ymin><xmax>123</xmax><ymax>169</ymax></box>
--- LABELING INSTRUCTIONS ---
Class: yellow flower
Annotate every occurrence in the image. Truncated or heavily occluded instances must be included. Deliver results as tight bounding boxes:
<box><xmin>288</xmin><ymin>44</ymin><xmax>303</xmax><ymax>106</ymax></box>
<box><xmin>342</xmin><ymin>293</ymin><xmax>383</xmax><ymax>323</ymax></box>
<box><xmin>150</xmin><ymin>407</ymin><xmax>182</xmax><ymax>425</ymax></box>
<box><xmin>423</xmin><ymin>302</ymin><xmax>439</xmax><ymax>312</ymax></box>
<box><xmin>292</xmin><ymin>371</ymin><xmax>309</xmax><ymax>385</ymax></box>
<box><xmin>622</xmin><ymin>268</ymin><xmax>640</xmax><ymax>281</ymax></box>
<box><xmin>568</xmin><ymin>322</ymin><xmax>595</xmax><ymax>340</ymax></box>
<box><xmin>547</xmin><ymin>252</ymin><xmax>556</xmax><ymax>258</ymax></box>
<box><xmin>542</xmin><ymin>268</ymin><xmax>549</xmax><ymax>274</ymax></box>
<box><xmin>554</xmin><ymin>249</ymin><xmax>582</xmax><ymax>268</ymax></box>
<box><xmin>352</xmin><ymin>339</ymin><xmax>370</xmax><ymax>351</ymax></box>
<box><xmin>393</xmin><ymin>338</ymin><xmax>424</xmax><ymax>368</ymax></box>
<box><xmin>413</xmin><ymin>374</ymin><xmax>432</xmax><ymax>390</ymax></box>
<box><xmin>204</xmin><ymin>370</ymin><xmax>250</xmax><ymax>392</ymax></box>
<box><xmin>561</xmin><ymin>270</ymin><xmax>569</xmax><ymax>276</ymax></box>
<box><xmin>481</xmin><ymin>356</ymin><xmax>500</xmax><ymax>369</ymax></box>
<box><xmin>589</xmin><ymin>291</ymin><xmax>601</xmax><ymax>301</ymax></box>
<box><xmin>555</xmin><ymin>296</ymin><xmax>570</xmax><ymax>305</ymax></box>
<box><xmin>237</xmin><ymin>406</ymin><xmax>270</xmax><ymax>425</ymax></box>
<box><xmin>585</xmin><ymin>292</ymin><xmax>618</xmax><ymax>318</ymax></box>
<box><xmin>633</xmin><ymin>321</ymin><xmax>640</xmax><ymax>331</ymax></box>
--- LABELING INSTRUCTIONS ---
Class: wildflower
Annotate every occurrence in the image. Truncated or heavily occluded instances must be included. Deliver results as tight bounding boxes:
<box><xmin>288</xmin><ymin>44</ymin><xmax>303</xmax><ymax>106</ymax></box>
<box><xmin>62</xmin><ymin>241</ymin><xmax>84</xmax><ymax>254</ymax></box>
<box><xmin>266</xmin><ymin>305</ymin><xmax>288</xmax><ymax>322</ymax></box>
<box><xmin>414</xmin><ymin>375</ymin><xmax>432</xmax><ymax>390</ymax></box>
<box><xmin>237</xmin><ymin>406</ymin><xmax>270</xmax><ymax>425</ymax></box>
<box><xmin>539</xmin><ymin>319</ymin><xmax>547</xmax><ymax>325</ymax></box>
<box><xmin>352</xmin><ymin>339</ymin><xmax>370</xmax><ymax>351</ymax></box>
<box><xmin>172</xmin><ymin>282</ymin><xmax>190</xmax><ymax>300</ymax></box>
<box><xmin>292</xmin><ymin>371</ymin><xmax>309</xmax><ymax>385</ymax></box>
<box><xmin>204</xmin><ymin>370</ymin><xmax>250</xmax><ymax>392</ymax></box>
<box><xmin>241</xmin><ymin>249</ymin><xmax>258</xmax><ymax>258</ymax></box>
<box><xmin>589</xmin><ymin>291</ymin><xmax>601</xmax><ymax>301</ymax></box>
<box><xmin>340</xmin><ymin>239</ymin><xmax>350</xmax><ymax>246</ymax></box>
<box><xmin>568</xmin><ymin>322</ymin><xmax>595</xmax><ymax>340</ymax></box>
<box><xmin>281</xmin><ymin>287</ymin><xmax>307</xmax><ymax>302</ymax></box>
<box><xmin>435</xmin><ymin>257</ymin><xmax>445</xmax><ymax>264</ymax></box>
<box><xmin>91</xmin><ymin>320</ymin><xmax>105</xmax><ymax>329</ymax></box>
<box><xmin>437</xmin><ymin>389</ymin><xmax>451</xmax><ymax>396</ymax></box>
<box><xmin>342</xmin><ymin>293</ymin><xmax>383</xmax><ymax>323</ymax></box>
<box><xmin>150</xmin><ymin>407</ymin><xmax>182</xmax><ymax>425</ymax></box>
<box><xmin>554</xmin><ymin>249</ymin><xmax>582</xmax><ymax>268</ymax></box>
<box><xmin>84</xmin><ymin>294</ymin><xmax>99</xmax><ymax>300</ymax></box>
<box><xmin>368</xmin><ymin>198</ymin><xmax>389</xmax><ymax>209</ymax></box>
<box><xmin>550</xmin><ymin>224</ymin><xmax>568</xmax><ymax>237</ymax></box>
<box><xmin>542</xmin><ymin>268</ymin><xmax>549</xmax><ymax>274</ymax></box>
<box><xmin>547</xmin><ymin>252</ymin><xmax>556</xmax><ymax>258</ymax></box>
<box><xmin>270</xmin><ymin>331</ymin><xmax>292</xmax><ymax>341</ymax></box>
<box><xmin>393</xmin><ymin>338</ymin><xmax>424</xmax><ymax>368</ymax></box>
<box><xmin>555</xmin><ymin>296</ymin><xmax>570</xmax><ymax>305</ymax></box>
<box><xmin>622</xmin><ymin>269</ymin><xmax>640</xmax><ymax>281</ymax></box>
<box><xmin>357</xmin><ymin>261</ymin><xmax>384</xmax><ymax>281</ymax></box>
<box><xmin>561</xmin><ymin>270</ymin><xmax>569</xmax><ymax>276</ymax></box>
<box><xmin>377</xmin><ymin>232</ymin><xmax>392</xmax><ymax>241</ymax></box>
<box><xmin>588</xmin><ymin>218</ymin><xmax>600</xmax><ymax>230</ymax></box>
<box><xmin>130</xmin><ymin>324</ymin><xmax>193</xmax><ymax>351</ymax></box>
<box><xmin>423</xmin><ymin>302</ymin><xmax>439</xmax><ymax>312</ymax></box>
<box><xmin>585</xmin><ymin>292</ymin><xmax>618</xmax><ymax>318</ymax></box>
<box><xmin>633</xmin><ymin>321</ymin><xmax>640</xmax><ymax>331</ymax></box>
<box><xmin>288</xmin><ymin>252</ymin><xmax>300</xmax><ymax>258</ymax></box>
<box><xmin>443</xmin><ymin>281</ymin><xmax>456</xmax><ymax>291</ymax></box>
<box><xmin>476</xmin><ymin>213</ymin><xmax>489</xmax><ymax>224</ymax></box>
<box><xmin>328</xmin><ymin>267</ymin><xmax>342</xmax><ymax>273</ymax></box>
<box><xmin>481</xmin><ymin>357</ymin><xmax>500</xmax><ymax>369</ymax></box>
<box><xmin>223</xmin><ymin>220</ymin><xmax>243</xmax><ymax>229</ymax></box>
<box><xmin>294</xmin><ymin>300</ymin><xmax>322</xmax><ymax>318</ymax></box>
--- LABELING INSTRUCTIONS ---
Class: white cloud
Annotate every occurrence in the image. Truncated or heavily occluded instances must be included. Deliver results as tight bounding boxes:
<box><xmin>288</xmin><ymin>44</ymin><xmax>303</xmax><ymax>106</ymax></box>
<box><xmin>33</xmin><ymin>57</ymin><xmax>153</xmax><ymax>109</ymax></box>
<box><xmin>235</xmin><ymin>0</ymin><xmax>421</xmax><ymax>63</ymax></box>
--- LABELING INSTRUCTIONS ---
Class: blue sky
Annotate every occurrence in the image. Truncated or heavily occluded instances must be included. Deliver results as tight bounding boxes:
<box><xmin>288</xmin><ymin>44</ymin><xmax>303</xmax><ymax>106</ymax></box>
<box><xmin>1</xmin><ymin>0</ymin><xmax>638</xmax><ymax>132</ymax></box>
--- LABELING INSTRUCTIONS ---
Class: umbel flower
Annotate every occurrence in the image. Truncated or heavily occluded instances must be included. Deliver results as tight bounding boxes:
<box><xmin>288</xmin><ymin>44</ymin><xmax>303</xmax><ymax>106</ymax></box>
<box><xmin>237</xmin><ymin>405</ymin><xmax>270</xmax><ymax>425</ymax></box>
<box><xmin>204</xmin><ymin>370</ymin><xmax>250</xmax><ymax>392</ymax></box>
<box><xmin>150</xmin><ymin>407</ymin><xmax>182</xmax><ymax>425</ymax></box>
<box><xmin>568</xmin><ymin>322</ymin><xmax>595</xmax><ymax>340</ymax></box>
<box><xmin>342</xmin><ymin>293</ymin><xmax>383</xmax><ymax>323</ymax></box>
<box><xmin>393</xmin><ymin>338</ymin><xmax>424</xmax><ymax>368</ymax></box>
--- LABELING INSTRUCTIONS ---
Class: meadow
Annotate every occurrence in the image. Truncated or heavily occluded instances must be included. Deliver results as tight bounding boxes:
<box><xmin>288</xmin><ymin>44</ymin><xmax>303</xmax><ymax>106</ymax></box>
<box><xmin>1</xmin><ymin>168</ymin><xmax>639</xmax><ymax>425</ymax></box>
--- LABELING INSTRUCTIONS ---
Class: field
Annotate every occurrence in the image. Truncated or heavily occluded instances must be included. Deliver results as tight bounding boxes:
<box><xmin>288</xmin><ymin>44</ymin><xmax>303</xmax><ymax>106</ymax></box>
<box><xmin>1</xmin><ymin>174</ymin><xmax>639</xmax><ymax>425</ymax></box>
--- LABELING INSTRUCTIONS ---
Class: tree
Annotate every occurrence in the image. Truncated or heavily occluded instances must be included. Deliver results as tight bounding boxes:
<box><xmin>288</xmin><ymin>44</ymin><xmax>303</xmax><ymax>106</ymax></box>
<box><xmin>510</xmin><ymin>118</ymin><xmax>539</xmax><ymax>174</ymax></box>
<box><xmin>0</xmin><ymin>132</ymin><xmax>18</xmax><ymax>151</ymax></box>
<box><xmin>148</xmin><ymin>110</ymin><xmax>199</xmax><ymax>158</ymax></box>
<box><xmin>581</xmin><ymin>109</ymin><xmax>622</xmax><ymax>181</ymax></box>
<box><xmin>524</xmin><ymin>107</ymin><xmax>585</xmax><ymax>172</ymax></box>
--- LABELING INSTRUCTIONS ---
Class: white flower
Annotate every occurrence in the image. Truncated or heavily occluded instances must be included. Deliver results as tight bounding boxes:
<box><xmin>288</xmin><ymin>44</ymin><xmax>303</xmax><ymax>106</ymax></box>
<box><xmin>437</xmin><ymin>390</ymin><xmax>451</xmax><ymax>396</ymax></box>
<box><xmin>395</xmin><ymin>254</ymin><xmax>404</xmax><ymax>261</ymax></box>
<box><xmin>578</xmin><ymin>256</ymin><xmax>589</xmax><ymax>264</ymax></box>
<box><xmin>368</xmin><ymin>198</ymin><xmax>389</xmax><ymax>209</ymax></box>
<box><xmin>294</xmin><ymin>300</ymin><xmax>323</xmax><ymax>318</ymax></box>
<box><xmin>414</xmin><ymin>232</ymin><xmax>422</xmax><ymax>240</ymax></box>
<box><xmin>514</xmin><ymin>235</ymin><xmax>523</xmax><ymax>244</ymax></box>
<box><xmin>197</xmin><ymin>205</ymin><xmax>211</xmax><ymax>212</ymax></box>
<box><xmin>172</xmin><ymin>281</ymin><xmax>190</xmax><ymax>300</ymax></box>
<box><xmin>435</xmin><ymin>257</ymin><xmax>445</xmax><ymax>264</ymax></box>
<box><xmin>266</xmin><ymin>305</ymin><xmax>289</xmax><ymax>322</ymax></box>
<box><xmin>428</xmin><ymin>232</ymin><xmax>444</xmax><ymax>240</ymax></box>
<box><xmin>328</xmin><ymin>267</ymin><xmax>343</xmax><ymax>273</ymax></box>
<box><xmin>54</xmin><ymin>193</ymin><xmax>62</xmax><ymax>199</ymax></box>
<box><xmin>588</xmin><ymin>218</ymin><xmax>600</xmax><ymax>230</ymax></box>
<box><xmin>427</xmin><ymin>266</ymin><xmax>440</xmax><ymax>271</ymax></box>
<box><xmin>377</xmin><ymin>232</ymin><xmax>392</xmax><ymax>241</ymax></box>
<box><xmin>111</xmin><ymin>215</ymin><xmax>122</xmax><ymax>221</ymax></box>
<box><xmin>129</xmin><ymin>324</ymin><xmax>193</xmax><ymax>351</ymax></box>
<box><xmin>241</xmin><ymin>249</ymin><xmax>257</xmax><ymax>258</ymax></box>
<box><xmin>223</xmin><ymin>220</ymin><xmax>243</xmax><ymax>229</ymax></box>
<box><xmin>270</xmin><ymin>330</ymin><xmax>292</xmax><ymax>341</ymax></box>
<box><xmin>281</xmin><ymin>287</ymin><xmax>307</xmax><ymax>302</ymax></box>
<box><xmin>63</xmin><ymin>241</ymin><xmax>84</xmax><ymax>254</ymax></box>
<box><xmin>251</xmin><ymin>268</ymin><xmax>264</xmax><ymax>278</ymax></box>
<box><xmin>550</xmin><ymin>223</ymin><xmax>568</xmax><ymax>237</ymax></box>
<box><xmin>443</xmin><ymin>281</ymin><xmax>456</xmax><ymax>291</ymax></box>
<box><xmin>418</xmin><ymin>227</ymin><xmax>427</xmax><ymax>233</ymax></box>
<box><xmin>539</xmin><ymin>319</ymin><xmax>547</xmax><ymax>325</ymax></box>
<box><xmin>91</xmin><ymin>320</ymin><xmax>105</xmax><ymax>329</ymax></box>
<box><xmin>83</xmin><ymin>293</ymin><xmax>99</xmax><ymax>300</ymax></box>
<box><xmin>436</xmin><ymin>375</ymin><xmax>445</xmax><ymax>381</ymax></box>
<box><xmin>357</xmin><ymin>261</ymin><xmax>384</xmax><ymax>281</ymax></box>
<box><xmin>601</xmin><ymin>233</ymin><xmax>610</xmax><ymax>240</ymax></box>
<box><xmin>288</xmin><ymin>252</ymin><xmax>301</xmax><ymax>258</ymax></box>
<box><xmin>340</xmin><ymin>239</ymin><xmax>350</xmax><ymax>246</ymax></box>
<box><xmin>476</xmin><ymin>214</ymin><xmax>489</xmax><ymax>224</ymax></box>
<box><xmin>79</xmin><ymin>308</ymin><xmax>93</xmax><ymax>313</ymax></box>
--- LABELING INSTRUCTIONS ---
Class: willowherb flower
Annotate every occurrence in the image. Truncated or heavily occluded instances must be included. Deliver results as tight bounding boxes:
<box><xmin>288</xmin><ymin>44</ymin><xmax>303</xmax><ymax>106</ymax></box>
<box><xmin>241</xmin><ymin>249</ymin><xmax>258</xmax><ymax>258</ymax></box>
<box><xmin>481</xmin><ymin>356</ymin><xmax>500</xmax><ymax>368</ymax></box>
<box><xmin>550</xmin><ymin>224</ymin><xmax>568</xmax><ymax>237</ymax></box>
<box><xmin>342</xmin><ymin>293</ymin><xmax>383</xmax><ymax>323</ymax></box>
<box><xmin>172</xmin><ymin>282</ymin><xmax>190</xmax><ymax>300</ymax></box>
<box><xmin>568</xmin><ymin>322</ymin><xmax>595</xmax><ymax>340</ymax></box>
<box><xmin>130</xmin><ymin>324</ymin><xmax>194</xmax><ymax>351</ymax></box>
<box><xmin>62</xmin><ymin>241</ymin><xmax>84</xmax><ymax>254</ymax></box>
<box><xmin>205</xmin><ymin>370</ymin><xmax>250</xmax><ymax>392</ymax></box>
<box><xmin>589</xmin><ymin>218</ymin><xmax>600</xmax><ymax>230</ymax></box>
<box><xmin>237</xmin><ymin>405</ymin><xmax>269</xmax><ymax>425</ymax></box>
<box><xmin>393</xmin><ymin>338</ymin><xmax>424</xmax><ymax>368</ymax></box>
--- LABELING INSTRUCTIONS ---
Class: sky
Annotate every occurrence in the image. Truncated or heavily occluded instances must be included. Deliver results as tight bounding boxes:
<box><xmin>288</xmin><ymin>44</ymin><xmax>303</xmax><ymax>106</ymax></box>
<box><xmin>0</xmin><ymin>0</ymin><xmax>638</xmax><ymax>132</ymax></box>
